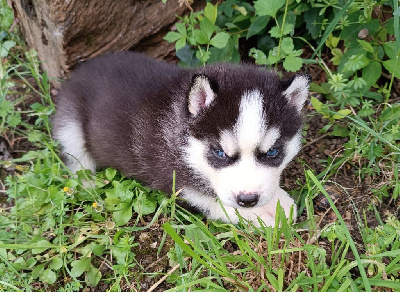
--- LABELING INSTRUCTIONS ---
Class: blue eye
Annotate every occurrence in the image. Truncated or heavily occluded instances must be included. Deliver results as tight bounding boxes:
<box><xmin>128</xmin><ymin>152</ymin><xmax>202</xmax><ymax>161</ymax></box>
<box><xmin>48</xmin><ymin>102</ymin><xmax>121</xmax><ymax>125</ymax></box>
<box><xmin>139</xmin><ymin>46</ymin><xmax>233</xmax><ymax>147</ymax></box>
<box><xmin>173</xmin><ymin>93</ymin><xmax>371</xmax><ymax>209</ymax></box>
<box><xmin>266</xmin><ymin>147</ymin><xmax>278</xmax><ymax>157</ymax></box>
<box><xmin>214</xmin><ymin>148</ymin><xmax>227</xmax><ymax>158</ymax></box>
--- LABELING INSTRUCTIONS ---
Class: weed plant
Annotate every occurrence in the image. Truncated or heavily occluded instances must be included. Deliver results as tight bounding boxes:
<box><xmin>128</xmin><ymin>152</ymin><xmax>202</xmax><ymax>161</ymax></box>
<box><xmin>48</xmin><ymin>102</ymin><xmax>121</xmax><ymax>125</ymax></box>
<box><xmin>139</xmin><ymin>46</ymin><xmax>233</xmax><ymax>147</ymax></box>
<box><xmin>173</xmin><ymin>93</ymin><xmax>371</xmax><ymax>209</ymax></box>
<box><xmin>1</xmin><ymin>0</ymin><xmax>400</xmax><ymax>291</ymax></box>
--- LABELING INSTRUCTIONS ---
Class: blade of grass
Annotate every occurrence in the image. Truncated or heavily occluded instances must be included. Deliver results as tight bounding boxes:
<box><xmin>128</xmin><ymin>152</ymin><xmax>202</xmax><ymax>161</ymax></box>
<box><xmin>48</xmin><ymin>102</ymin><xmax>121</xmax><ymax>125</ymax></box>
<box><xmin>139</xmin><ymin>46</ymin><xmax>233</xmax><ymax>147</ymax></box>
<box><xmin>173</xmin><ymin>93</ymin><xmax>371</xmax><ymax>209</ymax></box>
<box><xmin>320</xmin><ymin>259</ymin><xmax>346</xmax><ymax>292</ymax></box>
<box><xmin>307</xmin><ymin>170</ymin><xmax>372</xmax><ymax>292</ymax></box>
<box><xmin>162</xmin><ymin>222</ymin><xmax>225</xmax><ymax>276</ymax></box>
<box><xmin>366</xmin><ymin>279</ymin><xmax>400</xmax><ymax>290</ymax></box>
<box><xmin>393</xmin><ymin>0</ymin><xmax>399</xmax><ymax>51</ymax></box>
<box><xmin>336</xmin><ymin>278</ymin><xmax>352</xmax><ymax>292</ymax></box>
<box><xmin>0</xmin><ymin>280</ymin><xmax>24</xmax><ymax>292</ymax></box>
<box><xmin>343</xmin><ymin>114</ymin><xmax>400</xmax><ymax>152</ymax></box>
<box><xmin>165</xmin><ymin>276</ymin><xmax>226</xmax><ymax>291</ymax></box>
<box><xmin>175</xmin><ymin>208</ymin><xmax>230</xmax><ymax>274</ymax></box>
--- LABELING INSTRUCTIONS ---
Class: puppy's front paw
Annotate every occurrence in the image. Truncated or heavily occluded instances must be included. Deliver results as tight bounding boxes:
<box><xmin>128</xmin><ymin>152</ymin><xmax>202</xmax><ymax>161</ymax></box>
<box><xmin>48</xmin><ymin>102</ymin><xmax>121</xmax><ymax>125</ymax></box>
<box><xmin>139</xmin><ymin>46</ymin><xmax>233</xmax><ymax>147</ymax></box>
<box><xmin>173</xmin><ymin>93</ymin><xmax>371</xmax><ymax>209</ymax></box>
<box><xmin>241</xmin><ymin>188</ymin><xmax>297</xmax><ymax>226</ymax></box>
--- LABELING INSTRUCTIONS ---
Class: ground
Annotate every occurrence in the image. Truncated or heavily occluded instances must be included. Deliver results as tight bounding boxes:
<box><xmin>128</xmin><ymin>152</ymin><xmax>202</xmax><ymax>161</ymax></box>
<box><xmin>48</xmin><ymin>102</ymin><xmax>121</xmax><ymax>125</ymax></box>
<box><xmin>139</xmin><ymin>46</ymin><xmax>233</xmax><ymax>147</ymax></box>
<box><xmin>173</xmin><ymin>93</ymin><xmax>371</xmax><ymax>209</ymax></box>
<box><xmin>1</xmin><ymin>76</ymin><xmax>398</xmax><ymax>290</ymax></box>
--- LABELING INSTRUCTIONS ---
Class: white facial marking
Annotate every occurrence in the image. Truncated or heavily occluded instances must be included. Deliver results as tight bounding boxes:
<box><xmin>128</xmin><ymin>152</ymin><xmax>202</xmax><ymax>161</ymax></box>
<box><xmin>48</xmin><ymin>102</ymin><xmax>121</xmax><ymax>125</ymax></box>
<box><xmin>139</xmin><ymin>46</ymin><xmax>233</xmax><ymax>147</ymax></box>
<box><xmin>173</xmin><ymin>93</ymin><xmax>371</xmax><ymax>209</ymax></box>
<box><xmin>219</xmin><ymin>130</ymin><xmax>238</xmax><ymax>157</ymax></box>
<box><xmin>184</xmin><ymin>137</ymin><xmax>215</xmax><ymax>179</ymax></box>
<box><xmin>280</xmin><ymin>131</ymin><xmax>302</xmax><ymax>168</ymax></box>
<box><xmin>234</xmin><ymin>90</ymin><xmax>265</xmax><ymax>154</ymax></box>
<box><xmin>259</xmin><ymin>127</ymin><xmax>281</xmax><ymax>153</ymax></box>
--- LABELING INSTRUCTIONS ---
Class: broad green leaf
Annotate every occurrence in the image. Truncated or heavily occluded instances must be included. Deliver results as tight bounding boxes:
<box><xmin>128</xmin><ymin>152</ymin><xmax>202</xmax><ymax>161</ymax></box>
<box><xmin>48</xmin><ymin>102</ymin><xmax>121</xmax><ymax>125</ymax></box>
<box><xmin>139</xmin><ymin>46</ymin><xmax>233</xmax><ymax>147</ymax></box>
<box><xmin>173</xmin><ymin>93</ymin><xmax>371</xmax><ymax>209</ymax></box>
<box><xmin>41</xmin><ymin>269</ymin><xmax>57</xmax><ymax>284</ymax></box>
<box><xmin>133</xmin><ymin>197</ymin><xmax>157</xmax><ymax>215</ymax></box>
<box><xmin>269</xmin><ymin>26</ymin><xmax>282</xmax><ymax>38</ymax></box>
<box><xmin>357</xmin><ymin>40</ymin><xmax>374</xmax><ymax>53</ymax></box>
<box><xmin>92</xmin><ymin>244</ymin><xmax>106</xmax><ymax>256</ymax></box>
<box><xmin>70</xmin><ymin>258</ymin><xmax>91</xmax><ymax>277</ymax></box>
<box><xmin>269</xmin><ymin>24</ymin><xmax>293</xmax><ymax>38</ymax></box>
<box><xmin>233</xmin><ymin>4</ymin><xmax>247</xmax><ymax>15</ymax></box>
<box><xmin>164</xmin><ymin>31</ymin><xmax>183</xmax><ymax>43</ymax></box>
<box><xmin>311</xmin><ymin>96</ymin><xmax>324</xmax><ymax>113</ymax></box>
<box><xmin>343</xmin><ymin>54</ymin><xmax>370</xmax><ymax>73</ymax></box>
<box><xmin>204</xmin><ymin>2</ymin><xmax>218</xmax><ymax>24</ymax></box>
<box><xmin>383</xmin><ymin>42</ymin><xmax>399</xmax><ymax>59</ymax></box>
<box><xmin>0</xmin><ymin>99</ymin><xmax>13</xmax><ymax>117</ymax></box>
<box><xmin>293</xmin><ymin>3</ymin><xmax>309</xmax><ymax>15</ymax></box>
<box><xmin>358</xmin><ymin>107</ymin><xmax>375</xmax><ymax>117</ymax></box>
<box><xmin>194</xmin><ymin>29</ymin><xmax>209</xmax><ymax>45</ymax></box>
<box><xmin>281</xmin><ymin>38</ymin><xmax>294</xmax><ymax>55</ymax></box>
<box><xmin>332</xmin><ymin>109</ymin><xmax>352</xmax><ymax>120</ymax></box>
<box><xmin>110</xmin><ymin>246</ymin><xmax>129</xmax><ymax>265</ymax></box>
<box><xmin>0</xmin><ymin>4</ymin><xmax>13</xmax><ymax>29</ymax></box>
<box><xmin>105</xmin><ymin>168</ymin><xmax>117</xmax><ymax>181</ymax></box>
<box><xmin>382</xmin><ymin>58</ymin><xmax>400</xmax><ymax>78</ymax></box>
<box><xmin>364</xmin><ymin>91</ymin><xmax>383</xmax><ymax>102</ymax></box>
<box><xmin>326</xmin><ymin>34</ymin><xmax>340</xmax><ymax>48</ymax></box>
<box><xmin>196</xmin><ymin>50</ymin><xmax>211</xmax><ymax>64</ymax></box>
<box><xmin>199</xmin><ymin>18</ymin><xmax>215</xmax><ymax>39</ymax></box>
<box><xmin>26</xmin><ymin>257</ymin><xmax>37</xmax><ymax>269</ymax></box>
<box><xmin>176</xmin><ymin>37</ymin><xmax>187</xmax><ymax>52</ymax></box>
<box><xmin>113</xmin><ymin>202</ymin><xmax>133</xmax><ymax>226</ymax></box>
<box><xmin>267</xmin><ymin>48</ymin><xmax>281</xmax><ymax>65</ymax></box>
<box><xmin>6</xmin><ymin>112</ymin><xmax>21</xmax><ymax>127</ymax></box>
<box><xmin>331</xmin><ymin>48</ymin><xmax>343</xmax><ymax>65</ymax></box>
<box><xmin>105</xmin><ymin>197</ymin><xmax>121</xmax><ymax>209</ymax></box>
<box><xmin>208</xmin><ymin>34</ymin><xmax>240</xmax><ymax>64</ymax></box>
<box><xmin>32</xmin><ymin>264</ymin><xmax>45</xmax><ymax>279</ymax></box>
<box><xmin>254</xmin><ymin>0</ymin><xmax>285</xmax><ymax>18</ymax></box>
<box><xmin>27</xmin><ymin>129</ymin><xmax>46</xmax><ymax>142</ymax></box>
<box><xmin>50</xmin><ymin>256</ymin><xmax>63</xmax><ymax>270</ymax></box>
<box><xmin>362</xmin><ymin>61</ymin><xmax>382</xmax><ymax>92</ymax></box>
<box><xmin>331</xmin><ymin>125</ymin><xmax>350</xmax><ymax>137</ymax></box>
<box><xmin>379</xmin><ymin>104</ymin><xmax>400</xmax><ymax>122</ymax></box>
<box><xmin>257</xmin><ymin>35</ymin><xmax>275</xmax><ymax>52</ymax></box>
<box><xmin>176</xmin><ymin>45</ymin><xmax>200</xmax><ymax>67</ymax></box>
<box><xmin>246</xmin><ymin>16</ymin><xmax>270</xmax><ymax>39</ymax></box>
<box><xmin>249</xmin><ymin>48</ymin><xmax>268</xmax><ymax>65</ymax></box>
<box><xmin>309</xmin><ymin>82</ymin><xmax>332</xmax><ymax>95</ymax></box>
<box><xmin>304</xmin><ymin>8</ymin><xmax>324</xmax><ymax>39</ymax></box>
<box><xmin>86</xmin><ymin>265</ymin><xmax>102</xmax><ymax>287</ymax></box>
<box><xmin>210</xmin><ymin>32</ymin><xmax>230</xmax><ymax>49</ymax></box>
<box><xmin>175</xmin><ymin>23</ymin><xmax>187</xmax><ymax>35</ymax></box>
<box><xmin>0</xmin><ymin>40</ymin><xmax>16</xmax><ymax>57</ymax></box>
<box><xmin>283</xmin><ymin>55</ymin><xmax>303</xmax><ymax>72</ymax></box>
<box><xmin>13</xmin><ymin>257</ymin><xmax>27</xmax><ymax>270</ymax></box>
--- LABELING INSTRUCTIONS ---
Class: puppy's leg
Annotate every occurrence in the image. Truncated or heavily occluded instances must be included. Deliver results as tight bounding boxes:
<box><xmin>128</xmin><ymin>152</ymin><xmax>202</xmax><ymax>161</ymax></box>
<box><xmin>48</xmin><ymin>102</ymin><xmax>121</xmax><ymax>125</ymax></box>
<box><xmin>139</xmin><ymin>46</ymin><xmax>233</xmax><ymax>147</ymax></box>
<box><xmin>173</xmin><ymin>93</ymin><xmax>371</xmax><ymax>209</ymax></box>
<box><xmin>54</xmin><ymin>119</ymin><xmax>96</xmax><ymax>174</ymax></box>
<box><xmin>251</xmin><ymin>188</ymin><xmax>297</xmax><ymax>224</ymax></box>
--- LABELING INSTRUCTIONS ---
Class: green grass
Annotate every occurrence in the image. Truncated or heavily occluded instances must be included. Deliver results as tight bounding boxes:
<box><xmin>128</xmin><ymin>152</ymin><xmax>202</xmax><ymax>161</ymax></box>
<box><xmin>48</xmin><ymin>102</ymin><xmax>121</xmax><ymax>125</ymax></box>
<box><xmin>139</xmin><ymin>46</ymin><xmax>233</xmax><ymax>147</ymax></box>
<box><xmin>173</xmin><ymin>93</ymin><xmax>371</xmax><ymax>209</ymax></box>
<box><xmin>1</xmin><ymin>0</ymin><xmax>400</xmax><ymax>291</ymax></box>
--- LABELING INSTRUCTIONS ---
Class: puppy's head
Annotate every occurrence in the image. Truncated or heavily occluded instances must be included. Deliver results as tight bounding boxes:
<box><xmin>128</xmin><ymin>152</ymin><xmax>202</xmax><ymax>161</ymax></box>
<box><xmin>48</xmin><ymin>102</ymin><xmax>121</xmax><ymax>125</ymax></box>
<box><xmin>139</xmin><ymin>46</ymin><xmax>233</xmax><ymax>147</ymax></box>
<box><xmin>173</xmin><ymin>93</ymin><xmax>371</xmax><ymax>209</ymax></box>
<box><xmin>183</xmin><ymin>65</ymin><xmax>310</xmax><ymax>209</ymax></box>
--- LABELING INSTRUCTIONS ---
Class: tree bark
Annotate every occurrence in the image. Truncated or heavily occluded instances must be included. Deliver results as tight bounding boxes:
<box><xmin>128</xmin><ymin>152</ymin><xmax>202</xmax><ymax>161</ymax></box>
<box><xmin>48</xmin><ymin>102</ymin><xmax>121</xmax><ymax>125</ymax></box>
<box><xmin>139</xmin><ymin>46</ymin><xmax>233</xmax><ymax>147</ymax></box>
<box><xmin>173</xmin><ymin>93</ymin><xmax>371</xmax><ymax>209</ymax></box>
<box><xmin>7</xmin><ymin>0</ymin><xmax>190</xmax><ymax>85</ymax></box>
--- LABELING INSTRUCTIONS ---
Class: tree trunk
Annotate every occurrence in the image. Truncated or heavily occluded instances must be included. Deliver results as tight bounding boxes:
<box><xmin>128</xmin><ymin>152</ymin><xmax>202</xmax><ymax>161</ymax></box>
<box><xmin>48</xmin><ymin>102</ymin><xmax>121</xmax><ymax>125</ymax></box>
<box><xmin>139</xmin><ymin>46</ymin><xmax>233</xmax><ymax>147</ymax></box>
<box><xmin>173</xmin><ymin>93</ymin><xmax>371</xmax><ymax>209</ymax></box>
<box><xmin>7</xmin><ymin>0</ymin><xmax>191</xmax><ymax>86</ymax></box>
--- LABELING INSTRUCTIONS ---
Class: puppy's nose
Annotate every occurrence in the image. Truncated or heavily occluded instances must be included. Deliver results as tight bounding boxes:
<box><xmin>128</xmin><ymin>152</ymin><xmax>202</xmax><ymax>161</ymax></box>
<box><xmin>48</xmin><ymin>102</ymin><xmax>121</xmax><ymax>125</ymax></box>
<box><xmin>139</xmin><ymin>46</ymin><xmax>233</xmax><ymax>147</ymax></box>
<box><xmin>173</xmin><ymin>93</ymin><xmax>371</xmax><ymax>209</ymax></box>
<box><xmin>236</xmin><ymin>192</ymin><xmax>259</xmax><ymax>208</ymax></box>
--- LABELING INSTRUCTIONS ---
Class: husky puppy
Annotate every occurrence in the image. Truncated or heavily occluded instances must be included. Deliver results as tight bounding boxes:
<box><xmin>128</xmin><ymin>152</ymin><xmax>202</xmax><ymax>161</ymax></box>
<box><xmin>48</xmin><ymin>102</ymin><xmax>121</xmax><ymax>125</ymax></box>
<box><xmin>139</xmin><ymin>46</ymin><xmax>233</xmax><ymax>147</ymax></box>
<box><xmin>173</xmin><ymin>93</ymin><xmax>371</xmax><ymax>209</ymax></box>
<box><xmin>53</xmin><ymin>52</ymin><xmax>310</xmax><ymax>226</ymax></box>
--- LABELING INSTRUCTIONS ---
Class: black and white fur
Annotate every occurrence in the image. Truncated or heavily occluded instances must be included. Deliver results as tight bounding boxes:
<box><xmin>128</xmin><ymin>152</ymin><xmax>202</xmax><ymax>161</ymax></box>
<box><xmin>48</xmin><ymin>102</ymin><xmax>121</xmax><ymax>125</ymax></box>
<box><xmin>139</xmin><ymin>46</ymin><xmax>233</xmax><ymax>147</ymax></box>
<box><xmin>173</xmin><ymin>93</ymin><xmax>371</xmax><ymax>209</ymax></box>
<box><xmin>53</xmin><ymin>52</ymin><xmax>310</xmax><ymax>226</ymax></box>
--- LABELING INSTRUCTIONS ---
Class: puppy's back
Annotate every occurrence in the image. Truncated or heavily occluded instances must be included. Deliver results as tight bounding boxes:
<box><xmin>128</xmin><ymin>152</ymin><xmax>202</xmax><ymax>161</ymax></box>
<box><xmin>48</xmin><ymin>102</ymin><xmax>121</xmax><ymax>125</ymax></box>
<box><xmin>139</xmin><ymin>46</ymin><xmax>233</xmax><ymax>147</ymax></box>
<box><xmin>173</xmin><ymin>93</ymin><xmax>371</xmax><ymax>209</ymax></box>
<box><xmin>52</xmin><ymin>52</ymin><xmax>185</xmax><ymax>175</ymax></box>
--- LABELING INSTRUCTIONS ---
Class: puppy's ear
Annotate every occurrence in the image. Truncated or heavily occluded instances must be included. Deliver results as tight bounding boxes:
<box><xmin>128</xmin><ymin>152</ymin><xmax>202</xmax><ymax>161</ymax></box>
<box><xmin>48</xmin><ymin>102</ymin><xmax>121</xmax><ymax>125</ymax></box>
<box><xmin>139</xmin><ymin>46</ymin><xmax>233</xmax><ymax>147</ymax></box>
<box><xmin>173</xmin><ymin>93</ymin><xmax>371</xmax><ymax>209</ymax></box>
<box><xmin>188</xmin><ymin>74</ymin><xmax>218</xmax><ymax>116</ymax></box>
<box><xmin>282</xmin><ymin>74</ymin><xmax>311</xmax><ymax>111</ymax></box>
